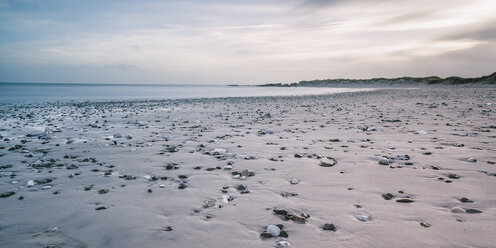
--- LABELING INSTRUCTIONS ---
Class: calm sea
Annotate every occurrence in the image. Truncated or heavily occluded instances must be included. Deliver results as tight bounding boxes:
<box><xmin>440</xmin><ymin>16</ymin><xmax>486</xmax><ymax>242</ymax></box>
<box><xmin>0</xmin><ymin>83</ymin><xmax>374</xmax><ymax>103</ymax></box>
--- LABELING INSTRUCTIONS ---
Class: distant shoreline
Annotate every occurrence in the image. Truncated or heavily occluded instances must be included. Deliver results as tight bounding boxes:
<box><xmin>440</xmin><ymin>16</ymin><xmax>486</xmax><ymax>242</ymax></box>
<box><xmin>258</xmin><ymin>72</ymin><xmax>496</xmax><ymax>87</ymax></box>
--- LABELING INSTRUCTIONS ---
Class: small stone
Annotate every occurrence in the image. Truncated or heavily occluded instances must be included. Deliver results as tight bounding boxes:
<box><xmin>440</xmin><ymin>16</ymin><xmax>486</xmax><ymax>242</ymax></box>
<box><xmin>382</xmin><ymin>193</ymin><xmax>394</xmax><ymax>200</ymax></box>
<box><xmin>396</xmin><ymin>198</ymin><xmax>414</xmax><ymax>203</ymax></box>
<box><xmin>420</xmin><ymin>222</ymin><xmax>431</xmax><ymax>228</ymax></box>
<box><xmin>159</xmin><ymin>184</ymin><xmax>165</xmax><ymax>188</ymax></box>
<box><xmin>320</xmin><ymin>157</ymin><xmax>337</xmax><ymax>167</ymax></box>
<box><xmin>267</xmin><ymin>225</ymin><xmax>281</xmax><ymax>237</ymax></box>
<box><xmin>356</xmin><ymin>215</ymin><xmax>371</xmax><ymax>222</ymax></box>
<box><xmin>236</xmin><ymin>184</ymin><xmax>247</xmax><ymax>191</ymax></box>
<box><xmin>178</xmin><ymin>183</ymin><xmax>187</xmax><ymax>189</ymax></box>
<box><xmin>322</xmin><ymin>223</ymin><xmax>337</xmax><ymax>231</ymax></box>
<box><xmin>448</xmin><ymin>174</ymin><xmax>460</xmax><ymax>179</ymax></box>
<box><xmin>162</xmin><ymin>226</ymin><xmax>173</xmax><ymax>231</ymax></box>
<box><xmin>273</xmin><ymin>208</ymin><xmax>289</xmax><ymax>215</ymax></box>
<box><xmin>290</xmin><ymin>179</ymin><xmax>300</xmax><ymax>184</ymax></box>
<box><xmin>465</xmin><ymin>208</ymin><xmax>483</xmax><ymax>214</ymax></box>
<box><xmin>98</xmin><ymin>189</ymin><xmax>109</xmax><ymax>194</ymax></box>
<box><xmin>0</xmin><ymin>191</ymin><xmax>15</xmax><ymax>198</ymax></box>
<box><xmin>294</xmin><ymin>154</ymin><xmax>303</xmax><ymax>158</ymax></box>
<box><xmin>260</xmin><ymin>232</ymin><xmax>273</xmax><ymax>238</ymax></box>
<box><xmin>147</xmin><ymin>188</ymin><xmax>153</xmax><ymax>193</ymax></box>
<box><xmin>291</xmin><ymin>215</ymin><xmax>306</xmax><ymax>223</ymax></box>
<box><xmin>379</xmin><ymin>157</ymin><xmax>389</xmax><ymax>165</ymax></box>
<box><xmin>459</xmin><ymin>197</ymin><xmax>473</xmax><ymax>203</ymax></box>
<box><xmin>95</xmin><ymin>206</ymin><xmax>107</xmax><ymax>210</ymax></box>
<box><xmin>467</xmin><ymin>158</ymin><xmax>477</xmax><ymax>163</ymax></box>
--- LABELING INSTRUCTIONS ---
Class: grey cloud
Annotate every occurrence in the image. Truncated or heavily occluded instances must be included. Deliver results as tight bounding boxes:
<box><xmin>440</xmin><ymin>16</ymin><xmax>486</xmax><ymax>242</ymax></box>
<box><xmin>442</xmin><ymin>20</ymin><xmax>496</xmax><ymax>41</ymax></box>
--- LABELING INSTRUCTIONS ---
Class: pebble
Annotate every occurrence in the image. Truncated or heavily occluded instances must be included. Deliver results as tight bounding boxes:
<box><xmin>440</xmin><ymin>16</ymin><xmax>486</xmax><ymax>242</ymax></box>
<box><xmin>356</xmin><ymin>215</ymin><xmax>371</xmax><ymax>222</ymax></box>
<box><xmin>0</xmin><ymin>191</ymin><xmax>15</xmax><ymax>198</ymax></box>
<box><xmin>379</xmin><ymin>157</ymin><xmax>390</xmax><ymax>165</ymax></box>
<box><xmin>159</xmin><ymin>184</ymin><xmax>165</xmax><ymax>188</ymax></box>
<box><xmin>451</xmin><ymin>207</ymin><xmax>465</xmax><ymax>213</ymax></box>
<box><xmin>322</xmin><ymin>223</ymin><xmax>337</xmax><ymax>231</ymax></box>
<box><xmin>460</xmin><ymin>197</ymin><xmax>473</xmax><ymax>203</ymax></box>
<box><xmin>420</xmin><ymin>222</ymin><xmax>431</xmax><ymax>228</ymax></box>
<box><xmin>467</xmin><ymin>158</ymin><xmax>477</xmax><ymax>163</ymax></box>
<box><xmin>267</xmin><ymin>225</ymin><xmax>281</xmax><ymax>237</ymax></box>
<box><xmin>465</xmin><ymin>208</ymin><xmax>483</xmax><ymax>214</ymax></box>
<box><xmin>396</xmin><ymin>198</ymin><xmax>414</xmax><ymax>203</ymax></box>
<box><xmin>290</xmin><ymin>179</ymin><xmax>300</xmax><ymax>184</ymax></box>
<box><xmin>382</xmin><ymin>193</ymin><xmax>394</xmax><ymax>200</ymax></box>
<box><xmin>320</xmin><ymin>157</ymin><xmax>337</xmax><ymax>167</ymax></box>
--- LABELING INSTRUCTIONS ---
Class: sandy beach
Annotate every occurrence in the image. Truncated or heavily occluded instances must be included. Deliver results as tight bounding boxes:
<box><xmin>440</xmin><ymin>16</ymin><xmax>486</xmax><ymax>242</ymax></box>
<box><xmin>1</xmin><ymin>86</ymin><xmax>495</xmax><ymax>248</ymax></box>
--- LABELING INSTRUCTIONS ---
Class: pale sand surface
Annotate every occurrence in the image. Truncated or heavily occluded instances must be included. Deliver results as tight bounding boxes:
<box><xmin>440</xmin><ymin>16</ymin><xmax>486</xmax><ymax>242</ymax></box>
<box><xmin>1</xmin><ymin>86</ymin><xmax>495</xmax><ymax>248</ymax></box>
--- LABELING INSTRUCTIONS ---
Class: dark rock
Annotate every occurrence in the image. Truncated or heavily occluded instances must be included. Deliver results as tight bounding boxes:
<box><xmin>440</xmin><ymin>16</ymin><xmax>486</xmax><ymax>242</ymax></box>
<box><xmin>273</xmin><ymin>208</ymin><xmax>289</xmax><ymax>215</ymax></box>
<box><xmin>382</xmin><ymin>193</ymin><xmax>394</xmax><ymax>200</ymax></box>
<box><xmin>396</xmin><ymin>198</ymin><xmax>414</xmax><ymax>203</ymax></box>
<box><xmin>95</xmin><ymin>206</ymin><xmax>107</xmax><ymax>210</ymax></box>
<box><xmin>420</xmin><ymin>222</ymin><xmax>431</xmax><ymax>228</ymax></box>
<box><xmin>162</xmin><ymin>226</ymin><xmax>173</xmax><ymax>231</ymax></box>
<box><xmin>0</xmin><ymin>191</ymin><xmax>15</xmax><ymax>198</ymax></box>
<box><xmin>98</xmin><ymin>189</ymin><xmax>109</xmax><ymax>194</ymax></box>
<box><xmin>448</xmin><ymin>174</ymin><xmax>460</xmax><ymax>179</ymax></box>
<box><xmin>178</xmin><ymin>183</ymin><xmax>187</xmax><ymax>189</ymax></box>
<box><xmin>322</xmin><ymin>223</ymin><xmax>337</xmax><ymax>231</ymax></box>
<box><xmin>460</xmin><ymin>197</ymin><xmax>473</xmax><ymax>203</ymax></box>
<box><xmin>465</xmin><ymin>208</ymin><xmax>483</xmax><ymax>214</ymax></box>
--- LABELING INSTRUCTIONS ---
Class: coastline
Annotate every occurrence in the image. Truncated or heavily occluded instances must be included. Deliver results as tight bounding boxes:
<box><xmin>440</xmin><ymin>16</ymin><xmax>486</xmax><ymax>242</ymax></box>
<box><xmin>1</xmin><ymin>86</ymin><xmax>495</xmax><ymax>248</ymax></box>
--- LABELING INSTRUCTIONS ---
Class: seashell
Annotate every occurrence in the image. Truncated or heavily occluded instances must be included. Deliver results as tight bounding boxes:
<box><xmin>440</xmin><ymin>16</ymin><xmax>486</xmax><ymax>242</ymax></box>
<box><xmin>276</xmin><ymin>241</ymin><xmax>291</xmax><ymax>247</ymax></box>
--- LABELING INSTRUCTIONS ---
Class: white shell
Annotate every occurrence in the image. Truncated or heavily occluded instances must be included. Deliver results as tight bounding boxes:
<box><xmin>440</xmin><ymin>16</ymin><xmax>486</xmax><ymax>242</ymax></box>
<box><xmin>290</xmin><ymin>179</ymin><xmax>300</xmax><ymax>184</ymax></box>
<box><xmin>221</xmin><ymin>195</ymin><xmax>230</xmax><ymax>204</ymax></box>
<box><xmin>276</xmin><ymin>241</ymin><xmax>291</xmax><ymax>247</ymax></box>
<box><xmin>26</xmin><ymin>180</ymin><xmax>35</xmax><ymax>187</ymax></box>
<box><xmin>159</xmin><ymin>184</ymin><xmax>165</xmax><ymax>188</ymax></box>
<box><xmin>356</xmin><ymin>215</ymin><xmax>371</xmax><ymax>222</ymax></box>
<box><xmin>267</xmin><ymin>225</ymin><xmax>280</xmax><ymax>237</ymax></box>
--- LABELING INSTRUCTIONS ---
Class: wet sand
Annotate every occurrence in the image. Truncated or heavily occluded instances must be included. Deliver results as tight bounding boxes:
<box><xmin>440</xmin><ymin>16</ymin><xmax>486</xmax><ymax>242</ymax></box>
<box><xmin>1</xmin><ymin>86</ymin><xmax>495</xmax><ymax>248</ymax></box>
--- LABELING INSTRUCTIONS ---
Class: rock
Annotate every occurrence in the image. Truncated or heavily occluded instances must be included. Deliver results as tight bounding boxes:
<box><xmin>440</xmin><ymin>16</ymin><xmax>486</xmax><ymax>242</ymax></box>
<box><xmin>203</xmin><ymin>199</ymin><xmax>216</xmax><ymax>208</ymax></box>
<box><xmin>159</xmin><ymin>184</ymin><xmax>165</xmax><ymax>188</ymax></box>
<box><xmin>379</xmin><ymin>157</ymin><xmax>390</xmax><ymax>165</ymax></box>
<box><xmin>460</xmin><ymin>197</ymin><xmax>473</xmax><ymax>203</ymax></box>
<box><xmin>467</xmin><ymin>158</ymin><xmax>477</xmax><ymax>163</ymax></box>
<box><xmin>448</xmin><ymin>174</ymin><xmax>460</xmax><ymax>179</ymax></box>
<box><xmin>113</xmin><ymin>133</ymin><xmax>123</xmax><ymax>138</ymax></box>
<box><xmin>178</xmin><ymin>183</ymin><xmax>187</xmax><ymax>189</ymax></box>
<box><xmin>236</xmin><ymin>184</ymin><xmax>247</xmax><ymax>191</ymax></box>
<box><xmin>95</xmin><ymin>206</ymin><xmax>107</xmax><ymax>210</ymax></box>
<box><xmin>260</xmin><ymin>232</ymin><xmax>273</xmax><ymax>238</ymax></box>
<box><xmin>382</xmin><ymin>193</ymin><xmax>394</xmax><ymax>200</ymax></box>
<box><xmin>451</xmin><ymin>207</ymin><xmax>465</xmax><ymax>213</ymax></box>
<box><xmin>41</xmin><ymin>185</ymin><xmax>52</xmax><ymax>190</ymax></box>
<box><xmin>356</xmin><ymin>215</ymin><xmax>371</xmax><ymax>222</ymax></box>
<box><xmin>396</xmin><ymin>198</ymin><xmax>414</xmax><ymax>203</ymax></box>
<box><xmin>280</xmin><ymin>192</ymin><xmax>298</xmax><ymax>197</ymax></box>
<box><xmin>420</xmin><ymin>222</ymin><xmax>431</xmax><ymax>228</ymax></box>
<box><xmin>162</xmin><ymin>226</ymin><xmax>173</xmax><ymax>231</ymax></box>
<box><xmin>0</xmin><ymin>191</ymin><xmax>15</xmax><ymax>198</ymax></box>
<box><xmin>147</xmin><ymin>188</ymin><xmax>153</xmax><ymax>193</ymax></box>
<box><xmin>290</xmin><ymin>179</ymin><xmax>300</xmax><ymax>184</ymax></box>
<box><xmin>267</xmin><ymin>225</ymin><xmax>281</xmax><ymax>237</ymax></box>
<box><xmin>322</xmin><ymin>223</ymin><xmax>337</xmax><ymax>231</ymax></box>
<box><xmin>276</xmin><ymin>241</ymin><xmax>291</xmax><ymax>247</ymax></box>
<box><xmin>320</xmin><ymin>157</ymin><xmax>337</xmax><ymax>167</ymax></box>
<box><xmin>294</xmin><ymin>153</ymin><xmax>303</xmax><ymax>158</ymax></box>
<box><xmin>98</xmin><ymin>189</ymin><xmax>109</xmax><ymax>194</ymax></box>
<box><xmin>465</xmin><ymin>208</ymin><xmax>483</xmax><ymax>214</ymax></box>
<box><xmin>279</xmin><ymin>230</ymin><xmax>288</xmax><ymax>238</ymax></box>
<box><xmin>291</xmin><ymin>215</ymin><xmax>306</xmax><ymax>223</ymax></box>
<box><xmin>273</xmin><ymin>208</ymin><xmax>289</xmax><ymax>215</ymax></box>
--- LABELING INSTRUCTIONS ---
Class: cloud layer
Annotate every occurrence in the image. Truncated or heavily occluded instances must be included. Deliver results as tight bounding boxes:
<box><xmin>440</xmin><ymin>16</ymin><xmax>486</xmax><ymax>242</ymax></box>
<box><xmin>0</xmin><ymin>0</ymin><xmax>495</xmax><ymax>84</ymax></box>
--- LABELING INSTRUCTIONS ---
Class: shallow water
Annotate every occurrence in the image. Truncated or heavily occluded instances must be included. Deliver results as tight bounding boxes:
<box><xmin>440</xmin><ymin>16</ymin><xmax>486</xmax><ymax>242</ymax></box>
<box><xmin>0</xmin><ymin>83</ymin><xmax>375</xmax><ymax>103</ymax></box>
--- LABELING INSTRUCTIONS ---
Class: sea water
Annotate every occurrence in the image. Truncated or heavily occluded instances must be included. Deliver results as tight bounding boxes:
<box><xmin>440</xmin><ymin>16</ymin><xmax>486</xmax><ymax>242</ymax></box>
<box><xmin>0</xmin><ymin>83</ymin><xmax>374</xmax><ymax>103</ymax></box>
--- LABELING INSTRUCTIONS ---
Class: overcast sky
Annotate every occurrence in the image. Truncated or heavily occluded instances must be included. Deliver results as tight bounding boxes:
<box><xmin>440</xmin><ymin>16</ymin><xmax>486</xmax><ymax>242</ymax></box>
<box><xmin>0</xmin><ymin>0</ymin><xmax>495</xmax><ymax>84</ymax></box>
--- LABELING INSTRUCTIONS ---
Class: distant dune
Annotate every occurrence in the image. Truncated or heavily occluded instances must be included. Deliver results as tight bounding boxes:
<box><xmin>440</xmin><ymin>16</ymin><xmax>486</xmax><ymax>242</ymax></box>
<box><xmin>259</xmin><ymin>72</ymin><xmax>496</xmax><ymax>87</ymax></box>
